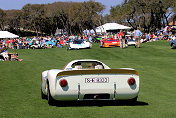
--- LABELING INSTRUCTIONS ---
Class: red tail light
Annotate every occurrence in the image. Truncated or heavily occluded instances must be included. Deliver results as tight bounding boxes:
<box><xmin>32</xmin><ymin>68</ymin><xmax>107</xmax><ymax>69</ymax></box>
<box><xmin>59</xmin><ymin>79</ymin><xmax>68</xmax><ymax>87</ymax></box>
<box><xmin>128</xmin><ymin>77</ymin><xmax>135</xmax><ymax>85</ymax></box>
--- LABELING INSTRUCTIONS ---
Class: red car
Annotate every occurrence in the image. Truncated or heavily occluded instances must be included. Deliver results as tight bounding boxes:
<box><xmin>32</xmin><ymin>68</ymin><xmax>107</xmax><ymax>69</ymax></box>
<box><xmin>100</xmin><ymin>38</ymin><xmax>120</xmax><ymax>48</ymax></box>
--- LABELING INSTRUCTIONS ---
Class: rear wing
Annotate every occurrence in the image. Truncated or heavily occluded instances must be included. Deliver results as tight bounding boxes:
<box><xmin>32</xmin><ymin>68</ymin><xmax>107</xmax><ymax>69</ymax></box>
<box><xmin>56</xmin><ymin>69</ymin><xmax>139</xmax><ymax>77</ymax></box>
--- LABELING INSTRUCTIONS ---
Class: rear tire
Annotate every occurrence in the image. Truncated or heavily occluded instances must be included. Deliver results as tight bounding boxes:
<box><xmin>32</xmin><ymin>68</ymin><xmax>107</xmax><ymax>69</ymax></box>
<box><xmin>47</xmin><ymin>82</ymin><xmax>55</xmax><ymax>105</ymax></box>
<box><xmin>171</xmin><ymin>44</ymin><xmax>175</xmax><ymax>49</ymax></box>
<box><xmin>41</xmin><ymin>88</ymin><xmax>46</xmax><ymax>99</ymax></box>
<box><xmin>129</xmin><ymin>96</ymin><xmax>138</xmax><ymax>102</ymax></box>
<box><xmin>67</xmin><ymin>47</ymin><xmax>70</xmax><ymax>50</ymax></box>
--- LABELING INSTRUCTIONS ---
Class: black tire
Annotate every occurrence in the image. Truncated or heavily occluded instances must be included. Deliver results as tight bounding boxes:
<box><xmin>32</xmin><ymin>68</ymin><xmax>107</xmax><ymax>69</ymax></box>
<box><xmin>47</xmin><ymin>82</ymin><xmax>55</xmax><ymax>105</ymax></box>
<box><xmin>32</xmin><ymin>47</ymin><xmax>35</xmax><ymax>49</ymax></box>
<box><xmin>171</xmin><ymin>44</ymin><xmax>175</xmax><ymax>49</ymax></box>
<box><xmin>129</xmin><ymin>96</ymin><xmax>138</xmax><ymax>102</ymax></box>
<box><xmin>66</xmin><ymin>47</ymin><xmax>70</xmax><ymax>50</ymax></box>
<box><xmin>41</xmin><ymin>88</ymin><xmax>47</xmax><ymax>99</ymax></box>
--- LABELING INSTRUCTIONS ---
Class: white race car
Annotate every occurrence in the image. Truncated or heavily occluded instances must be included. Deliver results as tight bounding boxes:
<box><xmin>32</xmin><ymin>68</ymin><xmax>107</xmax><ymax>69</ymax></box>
<box><xmin>67</xmin><ymin>40</ymin><xmax>92</xmax><ymax>50</ymax></box>
<box><xmin>41</xmin><ymin>59</ymin><xmax>139</xmax><ymax>105</ymax></box>
<box><xmin>127</xmin><ymin>38</ymin><xmax>136</xmax><ymax>46</ymax></box>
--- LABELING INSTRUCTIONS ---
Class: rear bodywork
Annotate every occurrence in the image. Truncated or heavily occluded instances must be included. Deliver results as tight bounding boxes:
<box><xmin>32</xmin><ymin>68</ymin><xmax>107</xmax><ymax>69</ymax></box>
<box><xmin>67</xmin><ymin>40</ymin><xmax>92</xmax><ymax>50</ymax></box>
<box><xmin>128</xmin><ymin>39</ymin><xmax>136</xmax><ymax>46</ymax></box>
<box><xmin>41</xmin><ymin>60</ymin><xmax>139</xmax><ymax>101</ymax></box>
<box><xmin>100</xmin><ymin>39</ymin><xmax>120</xmax><ymax>47</ymax></box>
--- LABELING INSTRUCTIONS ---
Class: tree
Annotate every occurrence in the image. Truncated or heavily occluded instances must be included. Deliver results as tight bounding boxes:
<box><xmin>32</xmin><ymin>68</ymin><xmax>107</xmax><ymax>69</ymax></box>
<box><xmin>5</xmin><ymin>10</ymin><xmax>21</xmax><ymax>34</ymax></box>
<box><xmin>45</xmin><ymin>1</ymin><xmax>104</xmax><ymax>35</ymax></box>
<box><xmin>109</xmin><ymin>0</ymin><xmax>176</xmax><ymax>32</ymax></box>
<box><xmin>0</xmin><ymin>9</ymin><xmax>6</xmax><ymax>31</ymax></box>
<box><xmin>0</xmin><ymin>1</ymin><xmax>105</xmax><ymax>36</ymax></box>
<box><xmin>21</xmin><ymin>4</ymin><xmax>47</xmax><ymax>36</ymax></box>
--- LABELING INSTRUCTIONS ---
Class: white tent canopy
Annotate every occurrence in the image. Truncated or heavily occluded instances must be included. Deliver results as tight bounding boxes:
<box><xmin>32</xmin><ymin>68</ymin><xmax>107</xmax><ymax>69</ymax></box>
<box><xmin>0</xmin><ymin>31</ymin><xmax>19</xmax><ymax>38</ymax></box>
<box><xmin>96</xmin><ymin>23</ymin><xmax>132</xmax><ymax>33</ymax></box>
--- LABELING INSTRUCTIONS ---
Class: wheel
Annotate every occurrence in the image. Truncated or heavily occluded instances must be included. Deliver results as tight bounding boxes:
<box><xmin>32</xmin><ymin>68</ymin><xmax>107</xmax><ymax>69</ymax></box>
<box><xmin>129</xmin><ymin>96</ymin><xmax>138</xmax><ymax>102</ymax></box>
<box><xmin>66</xmin><ymin>47</ymin><xmax>71</xmax><ymax>50</ymax></box>
<box><xmin>47</xmin><ymin>82</ymin><xmax>56</xmax><ymax>105</ymax></box>
<box><xmin>32</xmin><ymin>47</ymin><xmax>35</xmax><ymax>49</ymax></box>
<box><xmin>41</xmin><ymin>88</ymin><xmax>47</xmax><ymax>99</ymax></box>
<box><xmin>171</xmin><ymin>44</ymin><xmax>175</xmax><ymax>49</ymax></box>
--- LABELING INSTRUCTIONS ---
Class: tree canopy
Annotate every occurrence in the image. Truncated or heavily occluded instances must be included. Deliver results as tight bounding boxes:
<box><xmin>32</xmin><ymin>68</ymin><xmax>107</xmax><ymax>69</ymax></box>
<box><xmin>0</xmin><ymin>1</ymin><xmax>104</xmax><ymax>36</ymax></box>
<box><xmin>109</xmin><ymin>0</ymin><xmax>176</xmax><ymax>32</ymax></box>
<box><xmin>0</xmin><ymin>0</ymin><xmax>176</xmax><ymax>35</ymax></box>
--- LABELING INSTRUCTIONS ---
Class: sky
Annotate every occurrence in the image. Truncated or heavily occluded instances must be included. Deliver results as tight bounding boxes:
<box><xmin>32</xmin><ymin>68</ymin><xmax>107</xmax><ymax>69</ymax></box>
<box><xmin>0</xmin><ymin>0</ymin><xmax>123</xmax><ymax>14</ymax></box>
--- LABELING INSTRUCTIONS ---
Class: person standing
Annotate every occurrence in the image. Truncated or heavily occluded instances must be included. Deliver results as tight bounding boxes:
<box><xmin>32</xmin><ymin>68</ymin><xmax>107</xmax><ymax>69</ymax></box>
<box><xmin>88</xmin><ymin>35</ymin><xmax>92</xmax><ymax>43</ymax></box>
<box><xmin>135</xmin><ymin>27</ymin><xmax>142</xmax><ymax>48</ymax></box>
<box><xmin>119</xmin><ymin>30</ymin><xmax>125</xmax><ymax>48</ymax></box>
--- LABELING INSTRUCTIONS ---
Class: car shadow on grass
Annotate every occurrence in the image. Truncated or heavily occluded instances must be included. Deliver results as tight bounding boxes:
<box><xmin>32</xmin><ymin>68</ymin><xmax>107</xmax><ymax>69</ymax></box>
<box><xmin>51</xmin><ymin>100</ymin><xmax>148</xmax><ymax>107</ymax></box>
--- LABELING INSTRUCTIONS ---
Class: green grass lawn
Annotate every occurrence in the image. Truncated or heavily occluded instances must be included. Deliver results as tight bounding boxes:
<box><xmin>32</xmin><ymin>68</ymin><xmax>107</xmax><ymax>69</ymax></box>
<box><xmin>0</xmin><ymin>40</ymin><xmax>176</xmax><ymax>118</ymax></box>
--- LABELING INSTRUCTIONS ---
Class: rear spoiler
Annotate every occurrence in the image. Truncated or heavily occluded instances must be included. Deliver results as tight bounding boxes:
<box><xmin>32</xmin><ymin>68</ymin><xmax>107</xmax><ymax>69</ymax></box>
<box><xmin>56</xmin><ymin>69</ymin><xmax>139</xmax><ymax>77</ymax></box>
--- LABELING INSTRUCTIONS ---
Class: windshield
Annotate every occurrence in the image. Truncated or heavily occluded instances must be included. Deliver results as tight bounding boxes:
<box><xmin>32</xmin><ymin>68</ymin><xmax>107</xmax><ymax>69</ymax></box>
<box><xmin>73</xmin><ymin>40</ymin><xmax>84</xmax><ymax>44</ymax></box>
<box><xmin>72</xmin><ymin>61</ymin><xmax>104</xmax><ymax>69</ymax></box>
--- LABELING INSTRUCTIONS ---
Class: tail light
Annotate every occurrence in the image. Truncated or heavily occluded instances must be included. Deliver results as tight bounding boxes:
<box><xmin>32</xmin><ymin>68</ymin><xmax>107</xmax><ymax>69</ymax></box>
<box><xmin>59</xmin><ymin>79</ymin><xmax>68</xmax><ymax>87</ymax></box>
<box><xmin>128</xmin><ymin>77</ymin><xmax>135</xmax><ymax>85</ymax></box>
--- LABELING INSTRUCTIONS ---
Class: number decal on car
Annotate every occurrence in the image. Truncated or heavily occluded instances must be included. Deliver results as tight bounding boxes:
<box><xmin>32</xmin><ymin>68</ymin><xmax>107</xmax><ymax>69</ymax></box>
<box><xmin>85</xmin><ymin>77</ymin><xmax>109</xmax><ymax>83</ymax></box>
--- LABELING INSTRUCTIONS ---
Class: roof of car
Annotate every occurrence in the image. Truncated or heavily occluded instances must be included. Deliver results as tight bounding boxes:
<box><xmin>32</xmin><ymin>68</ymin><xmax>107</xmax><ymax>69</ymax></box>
<box><xmin>71</xmin><ymin>59</ymin><xmax>101</xmax><ymax>62</ymax></box>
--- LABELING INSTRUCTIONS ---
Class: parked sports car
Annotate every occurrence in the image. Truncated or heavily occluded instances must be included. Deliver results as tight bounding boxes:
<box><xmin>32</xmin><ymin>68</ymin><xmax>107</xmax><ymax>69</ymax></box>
<box><xmin>125</xmin><ymin>35</ymin><xmax>136</xmax><ymax>46</ymax></box>
<box><xmin>67</xmin><ymin>40</ymin><xmax>92</xmax><ymax>50</ymax></box>
<box><xmin>169</xmin><ymin>38</ymin><xmax>176</xmax><ymax>49</ymax></box>
<box><xmin>100</xmin><ymin>38</ymin><xmax>120</xmax><ymax>47</ymax></box>
<box><xmin>45</xmin><ymin>40</ymin><xmax>57</xmax><ymax>47</ymax></box>
<box><xmin>41</xmin><ymin>59</ymin><xmax>140</xmax><ymax>105</ymax></box>
<box><xmin>127</xmin><ymin>38</ymin><xmax>136</xmax><ymax>46</ymax></box>
<box><xmin>29</xmin><ymin>39</ymin><xmax>46</xmax><ymax>49</ymax></box>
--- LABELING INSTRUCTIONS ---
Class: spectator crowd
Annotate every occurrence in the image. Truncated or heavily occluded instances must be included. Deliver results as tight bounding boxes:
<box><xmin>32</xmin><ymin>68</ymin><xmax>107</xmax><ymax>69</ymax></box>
<box><xmin>0</xmin><ymin>26</ymin><xmax>175</xmax><ymax>61</ymax></box>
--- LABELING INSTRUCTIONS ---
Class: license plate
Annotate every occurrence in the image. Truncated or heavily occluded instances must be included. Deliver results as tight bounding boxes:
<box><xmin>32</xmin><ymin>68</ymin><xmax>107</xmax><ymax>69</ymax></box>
<box><xmin>85</xmin><ymin>77</ymin><xmax>109</xmax><ymax>83</ymax></box>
